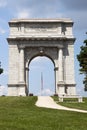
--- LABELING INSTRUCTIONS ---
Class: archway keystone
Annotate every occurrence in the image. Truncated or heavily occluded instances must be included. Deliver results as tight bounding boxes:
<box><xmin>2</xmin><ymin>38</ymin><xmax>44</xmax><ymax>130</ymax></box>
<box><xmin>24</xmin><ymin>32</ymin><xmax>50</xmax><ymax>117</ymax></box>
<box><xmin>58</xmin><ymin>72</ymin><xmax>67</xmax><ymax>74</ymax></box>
<box><xmin>7</xmin><ymin>18</ymin><xmax>76</xmax><ymax>96</ymax></box>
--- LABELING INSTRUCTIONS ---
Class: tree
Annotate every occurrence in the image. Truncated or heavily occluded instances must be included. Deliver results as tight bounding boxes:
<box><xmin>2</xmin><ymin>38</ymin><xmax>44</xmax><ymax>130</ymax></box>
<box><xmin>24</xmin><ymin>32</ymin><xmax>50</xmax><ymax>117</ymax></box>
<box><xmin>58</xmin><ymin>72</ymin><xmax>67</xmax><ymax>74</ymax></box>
<box><xmin>0</xmin><ymin>62</ymin><xmax>3</xmax><ymax>75</ymax></box>
<box><xmin>77</xmin><ymin>36</ymin><xmax>87</xmax><ymax>91</ymax></box>
<box><xmin>0</xmin><ymin>68</ymin><xmax>3</xmax><ymax>74</ymax></box>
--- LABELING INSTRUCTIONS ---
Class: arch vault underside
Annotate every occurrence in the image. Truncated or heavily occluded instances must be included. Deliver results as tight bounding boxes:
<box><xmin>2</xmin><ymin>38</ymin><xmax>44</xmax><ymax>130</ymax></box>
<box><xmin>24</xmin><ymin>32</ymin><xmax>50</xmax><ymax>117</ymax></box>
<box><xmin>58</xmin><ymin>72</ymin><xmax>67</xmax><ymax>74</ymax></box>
<box><xmin>7</xmin><ymin>18</ymin><xmax>76</xmax><ymax>96</ymax></box>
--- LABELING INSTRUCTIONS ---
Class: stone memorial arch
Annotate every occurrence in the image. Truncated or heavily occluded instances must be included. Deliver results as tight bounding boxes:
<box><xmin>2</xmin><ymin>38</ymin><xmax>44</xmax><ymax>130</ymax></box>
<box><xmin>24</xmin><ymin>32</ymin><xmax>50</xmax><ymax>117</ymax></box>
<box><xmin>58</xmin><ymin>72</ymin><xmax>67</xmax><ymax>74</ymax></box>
<box><xmin>7</xmin><ymin>18</ymin><xmax>76</xmax><ymax>96</ymax></box>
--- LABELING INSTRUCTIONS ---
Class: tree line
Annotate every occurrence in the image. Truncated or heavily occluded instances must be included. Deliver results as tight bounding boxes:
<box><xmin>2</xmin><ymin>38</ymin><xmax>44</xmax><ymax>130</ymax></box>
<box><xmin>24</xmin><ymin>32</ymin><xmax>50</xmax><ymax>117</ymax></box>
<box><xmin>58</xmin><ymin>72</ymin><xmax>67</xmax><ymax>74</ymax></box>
<box><xmin>77</xmin><ymin>33</ymin><xmax>87</xmax><ymax>91</ymax></box>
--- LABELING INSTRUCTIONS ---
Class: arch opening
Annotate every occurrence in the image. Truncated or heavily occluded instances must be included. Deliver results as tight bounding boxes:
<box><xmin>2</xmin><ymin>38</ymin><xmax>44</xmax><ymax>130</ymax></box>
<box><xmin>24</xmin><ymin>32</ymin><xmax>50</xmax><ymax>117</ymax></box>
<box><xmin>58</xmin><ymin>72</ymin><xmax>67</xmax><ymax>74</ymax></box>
<box><xmin>28</xmin><ymin>56</ymin><xmax>55</xmax><ymax>96</ymax></box>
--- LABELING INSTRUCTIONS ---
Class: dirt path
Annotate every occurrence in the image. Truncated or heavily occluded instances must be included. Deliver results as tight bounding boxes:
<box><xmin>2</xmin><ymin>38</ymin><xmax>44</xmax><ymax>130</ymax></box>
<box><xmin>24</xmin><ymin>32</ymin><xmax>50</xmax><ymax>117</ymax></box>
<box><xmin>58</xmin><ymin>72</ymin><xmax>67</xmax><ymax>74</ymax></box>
<box><xmin>35</xmin><ymin>96</ymin><xmax>87</xmax><ymax>113</ymax></box>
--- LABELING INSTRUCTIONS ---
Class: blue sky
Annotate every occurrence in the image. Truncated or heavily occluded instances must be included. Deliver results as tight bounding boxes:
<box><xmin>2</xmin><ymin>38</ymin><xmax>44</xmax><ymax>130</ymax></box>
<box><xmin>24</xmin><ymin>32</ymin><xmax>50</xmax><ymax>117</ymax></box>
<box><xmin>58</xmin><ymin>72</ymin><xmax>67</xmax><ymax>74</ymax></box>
<box><xmin>0</xmin><ymin>0</ymin><xmax>87</xmax><ymax>96</ymax></box>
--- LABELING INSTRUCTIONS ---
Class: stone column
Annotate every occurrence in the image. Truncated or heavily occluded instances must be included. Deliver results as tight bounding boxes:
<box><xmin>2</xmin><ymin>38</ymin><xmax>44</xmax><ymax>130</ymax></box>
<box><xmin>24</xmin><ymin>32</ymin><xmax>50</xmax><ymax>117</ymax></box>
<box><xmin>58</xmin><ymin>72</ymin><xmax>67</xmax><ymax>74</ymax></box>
<box><xmin>58</xmin><ymin>48</ymin><xmax>63</xmax><ymax>82</ymax></box>
<box><xmin>19</xmin><ymin>47</ymin><xmax>25</xmax><ymax>83</ymax></box>
<box><xmin>54</xmin><ymin>67</ymin><xmax>58</xmax><ymax>94</ymax></box>
<box><xmin>58</xmin><ymin>48</ymin><xmax>65</xmax><ymax>95</ymax></box>
<box><xmin>25</xmin><ymin>67</ymin><xmax>29</xmax><ymax>96</ymax></box>
<box><xmin>19</xmin><ymin>47</ymin><xmax>26</xmax><ymax>96</ymax></box>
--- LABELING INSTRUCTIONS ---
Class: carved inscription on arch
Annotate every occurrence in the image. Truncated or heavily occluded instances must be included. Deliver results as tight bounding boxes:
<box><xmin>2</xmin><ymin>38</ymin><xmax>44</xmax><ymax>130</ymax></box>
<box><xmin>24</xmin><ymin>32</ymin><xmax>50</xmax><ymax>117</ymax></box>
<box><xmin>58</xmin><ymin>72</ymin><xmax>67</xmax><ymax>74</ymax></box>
<box><xmin>24</xmin><ymin>23</ymin><xmax>59</xmax><ymax>34</ymax></box>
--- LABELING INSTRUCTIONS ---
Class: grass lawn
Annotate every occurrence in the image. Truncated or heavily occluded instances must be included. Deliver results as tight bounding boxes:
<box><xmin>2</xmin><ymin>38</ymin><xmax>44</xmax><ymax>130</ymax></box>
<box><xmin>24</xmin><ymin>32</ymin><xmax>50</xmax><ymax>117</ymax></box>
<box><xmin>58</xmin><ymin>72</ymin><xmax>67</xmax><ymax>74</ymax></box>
<box><xmin>53</xmin><ymin>96</ymin><xmax>87</xmax><ymax>110</ymax></box>
<box><xmin>0</xmin><ymin>96</ymin><xmax>87</xmax><ymax>130</ymax></box>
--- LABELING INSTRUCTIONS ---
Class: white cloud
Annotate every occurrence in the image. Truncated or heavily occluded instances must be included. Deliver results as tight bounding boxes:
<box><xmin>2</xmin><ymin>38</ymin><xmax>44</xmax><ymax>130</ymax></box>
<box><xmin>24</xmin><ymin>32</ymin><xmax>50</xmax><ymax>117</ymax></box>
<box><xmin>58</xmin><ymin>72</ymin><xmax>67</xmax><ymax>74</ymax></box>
<box><xmin>41</xmin><ymin>88</ymin><xmax>54</xmax><ymax>96</ymax></box>
<box><xmin>30</xmin><ymin>56</ymin><xmax>52</xmax><ymax>64</ymax></box>
<box><xmin>0</xmin><ymin>0</ymin><xmax>87</xmax><ymax>97</ymax></box>
<box><xmin>16</xmin><ymin>9</ymin><xmax>31</xmax><ymax>18</ymax></box>
<box><xmin>0</xmin><ymin>85</ymin><xmax>7</xmax><ymax>96</ymax></box>
<box><xmin>0</xmin><ymin>28</ymin><xmax>6</xmax><ymax>34</ymax></box>
<box><xmin>3</xmin><ymin>70</ymin><xmax>8</xmax><ymax>76</ymax></box>
<box><xmin>29</xmin><ymin>56</ymin><xmax>54</xmax><ymax>71</ymax></box>
<box><xmin>3</xmin><ymin>0</ymin><xmax>64</xmax><ymax>19</ymax></box>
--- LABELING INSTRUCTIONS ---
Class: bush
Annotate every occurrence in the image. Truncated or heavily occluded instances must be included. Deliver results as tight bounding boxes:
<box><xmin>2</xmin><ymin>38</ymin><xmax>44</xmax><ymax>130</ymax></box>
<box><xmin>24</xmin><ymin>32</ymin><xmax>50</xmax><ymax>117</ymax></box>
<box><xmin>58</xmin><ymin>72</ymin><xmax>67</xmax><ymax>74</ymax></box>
<box><xmin>29</xmin><ymin>93</ymin><xmax>33</xmax><ymax>96</ymax></box>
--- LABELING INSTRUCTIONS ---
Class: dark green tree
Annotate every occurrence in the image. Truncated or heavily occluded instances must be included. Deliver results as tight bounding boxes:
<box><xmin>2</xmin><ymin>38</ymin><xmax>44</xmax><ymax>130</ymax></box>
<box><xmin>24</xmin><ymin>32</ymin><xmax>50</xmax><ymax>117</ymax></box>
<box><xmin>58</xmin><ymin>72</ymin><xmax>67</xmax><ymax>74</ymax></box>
<box><xmin>0</xmin><ymin>68</ymin><xmax>3</xmax><ymax>74</ymax></box>
<box><xmin>77</xmin><ymin>36</ymin><xmax>87</xmax><ymax>91</ymax></box>
<box><xmin>0</xmin><ymin>62</ymin><xmax>3</xmax><ymax>74</ymax></box>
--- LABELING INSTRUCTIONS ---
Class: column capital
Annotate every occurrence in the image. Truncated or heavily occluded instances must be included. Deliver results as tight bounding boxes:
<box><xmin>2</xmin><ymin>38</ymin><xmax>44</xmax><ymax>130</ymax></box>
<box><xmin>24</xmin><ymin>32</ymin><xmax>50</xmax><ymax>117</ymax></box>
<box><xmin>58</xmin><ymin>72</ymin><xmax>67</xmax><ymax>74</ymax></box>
<box><xmin>58</xmin><ymin>47</ymin><xmax>64</xmax><ymax>50</ymax></box>
<box><xmin>54</xmin><ymin>67</ymin><xmax>58</xmax><ymax>71</ymax></box>
<box><xmin>18</xmin><ymin>44</ymin><xmax>25</xmax><ymax>50</ymax></box>
<box><xmin>25</xmin><ymin>67</ymin><xmax>29</xmax><ymax>71</ymax></box>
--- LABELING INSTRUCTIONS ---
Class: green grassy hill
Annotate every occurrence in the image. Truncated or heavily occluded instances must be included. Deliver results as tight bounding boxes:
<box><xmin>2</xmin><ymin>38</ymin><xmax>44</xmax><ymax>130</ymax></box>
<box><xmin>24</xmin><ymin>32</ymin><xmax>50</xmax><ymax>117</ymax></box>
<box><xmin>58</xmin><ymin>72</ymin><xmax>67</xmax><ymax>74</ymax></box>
<box><xmin>53</xmin><ymin>96</ymin><xmax>87</xmax><ymax>110</ymax></box>
<box><xmin>0</xmin><ymin>96</ymin><xmax>87</xmax><ymax>130</ymax></box>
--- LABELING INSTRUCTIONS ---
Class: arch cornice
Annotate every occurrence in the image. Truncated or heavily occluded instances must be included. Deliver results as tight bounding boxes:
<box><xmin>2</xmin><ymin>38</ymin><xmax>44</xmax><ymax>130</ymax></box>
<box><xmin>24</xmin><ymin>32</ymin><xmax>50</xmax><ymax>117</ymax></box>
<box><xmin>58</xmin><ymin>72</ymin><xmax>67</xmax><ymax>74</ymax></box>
<box><xmin>7</xmin><ymin>37</ymin><xmax>75</xmax><ymax>42</ymax></box>
<box><xmin>7</xmin><ymin>37</ymin><xmax>75</xmax><ymax>49</ymax></box>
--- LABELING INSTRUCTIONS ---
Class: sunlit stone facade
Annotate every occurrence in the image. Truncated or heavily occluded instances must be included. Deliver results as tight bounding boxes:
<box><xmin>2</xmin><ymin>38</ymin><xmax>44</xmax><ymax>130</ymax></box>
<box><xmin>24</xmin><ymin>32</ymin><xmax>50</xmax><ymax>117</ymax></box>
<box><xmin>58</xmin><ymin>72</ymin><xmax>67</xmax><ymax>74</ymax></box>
<box><xmin>7</xmin><ymin>18</ymin><xmax>76</xmax><ymax>96</ymax></box>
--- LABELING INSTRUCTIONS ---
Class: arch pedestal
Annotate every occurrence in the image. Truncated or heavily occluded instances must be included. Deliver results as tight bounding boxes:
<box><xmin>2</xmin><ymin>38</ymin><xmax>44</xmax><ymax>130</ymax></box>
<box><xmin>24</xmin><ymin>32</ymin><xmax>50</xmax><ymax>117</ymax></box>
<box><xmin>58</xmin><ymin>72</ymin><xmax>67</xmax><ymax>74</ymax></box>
<box><xmin>7</xmin><ymin>18</ymin><xmax>76</xmax><ymax>96</ymax></box>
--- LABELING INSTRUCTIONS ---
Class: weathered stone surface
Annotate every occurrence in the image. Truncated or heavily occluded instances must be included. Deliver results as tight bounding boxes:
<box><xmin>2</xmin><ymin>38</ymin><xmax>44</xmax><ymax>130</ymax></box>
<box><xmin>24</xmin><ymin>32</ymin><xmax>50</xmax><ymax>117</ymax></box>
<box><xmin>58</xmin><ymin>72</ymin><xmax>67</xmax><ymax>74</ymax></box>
<box><xmin>7</xmin><ymin>18</ymin><xmax>76</xmax><ymax>96</ymax></box>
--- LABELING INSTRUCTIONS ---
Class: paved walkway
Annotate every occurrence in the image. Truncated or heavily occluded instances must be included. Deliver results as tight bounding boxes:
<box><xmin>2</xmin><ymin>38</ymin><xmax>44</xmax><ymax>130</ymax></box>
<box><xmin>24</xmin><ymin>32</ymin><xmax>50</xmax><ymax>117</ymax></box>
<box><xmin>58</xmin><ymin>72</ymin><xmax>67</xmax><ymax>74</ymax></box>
<box><xmin>35</xmin><ymin>96</ymin><xmax>87</xmax><ymax>113</ymax></box>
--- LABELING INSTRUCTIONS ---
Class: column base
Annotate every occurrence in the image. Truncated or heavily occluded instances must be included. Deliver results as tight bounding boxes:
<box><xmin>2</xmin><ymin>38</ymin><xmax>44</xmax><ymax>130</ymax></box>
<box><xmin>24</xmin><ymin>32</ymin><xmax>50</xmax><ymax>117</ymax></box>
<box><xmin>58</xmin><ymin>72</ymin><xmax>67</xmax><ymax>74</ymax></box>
<box><xmin>8</xmin><ymin>84</ymin><xmax>26</xmax><ymax>96</ymax></box>
<box><xmin>57</xmin><ymin>81</ymin><xmax>65</xmax><ymax>96</ymax></box>
<box><xmin>65</xmin><ymin>84</ymin><xmax>76</xmax><ymax>95</ymax></box>
<box><xmin>57</xmin><ymin>82</ymin><xmax>76</xmax><ymax>96</ymax></box>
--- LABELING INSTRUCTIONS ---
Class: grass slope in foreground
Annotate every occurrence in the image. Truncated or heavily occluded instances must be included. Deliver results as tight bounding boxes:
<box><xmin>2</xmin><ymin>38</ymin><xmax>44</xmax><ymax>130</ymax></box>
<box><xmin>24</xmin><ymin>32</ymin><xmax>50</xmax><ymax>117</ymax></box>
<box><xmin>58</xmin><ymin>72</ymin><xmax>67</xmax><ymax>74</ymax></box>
<box><xmin>0</xmin><ymin>96</ymin><xmax>87</xmax><ymax>130</ymax></box>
